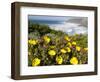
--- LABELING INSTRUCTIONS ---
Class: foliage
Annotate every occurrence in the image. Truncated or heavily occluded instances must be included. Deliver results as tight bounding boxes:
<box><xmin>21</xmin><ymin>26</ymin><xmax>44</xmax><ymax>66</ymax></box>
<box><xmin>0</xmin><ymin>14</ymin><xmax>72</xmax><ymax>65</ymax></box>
<box><xmin>28</xmin><ymin>22</ymin><xmax>88</xmax><ymax>66</ymax></box>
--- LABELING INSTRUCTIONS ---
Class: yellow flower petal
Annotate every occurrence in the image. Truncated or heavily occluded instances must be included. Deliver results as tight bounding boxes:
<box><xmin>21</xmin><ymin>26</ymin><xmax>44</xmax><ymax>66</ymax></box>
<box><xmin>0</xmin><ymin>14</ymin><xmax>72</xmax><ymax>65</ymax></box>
<box><xmin>43</xmin><ymin>36</ymin><xmax>51</xmax><ymax>43</ymax></box>
<box><xmin>28</xmin><ymin>39</ymin><xmax>38</xmax><ymax>45</ymax></box>
<box><xmin>49</xmin><ymin>45</ymin><xmax>56</xmax><ymax>49</ymax></box>
<box><xmin>66</xmin><ymin>47</ymin><xmax>71</xmax><ymax>53</ymax></box>
<box><xmin>72</xmin><ymin>41</ymin><xmax>76</xmax><ymax>45</ymax></box>
<box><xmin>64</xmin><ymin>36</ymin><xmax>70</xmax><ymax>41</ymax></box>
<box><xmin>70</xmin><ymin>57</ymin><xmax>78</xmax><ymax>65</ymax></box>
<box><xmin>32</xmin><ymin>58</ymin><xmax>41</xmax><ymax>66</ymax></box>
<box><xmin>56</xmin><ymin>56</ymin><xmax>63</xmax><ymax>64</ymax></box>
<box><xmin>76</xmin><ymin>46</ymin><xmax>81</xmax><ymax>51</ymax></box>
<box><xmin>60</xmin><ymin>49</ymin><xmax>67</xmax><ymax>54</ymax></box>
<box><xmin>48</xmin><ymin>50</ymin><xmax>56</xmax><ymax>56</ymax></box>
<box><xmin>67</xmin><ymin>42</ymin><xmax>72</xmax><ymax>47</ymax></box>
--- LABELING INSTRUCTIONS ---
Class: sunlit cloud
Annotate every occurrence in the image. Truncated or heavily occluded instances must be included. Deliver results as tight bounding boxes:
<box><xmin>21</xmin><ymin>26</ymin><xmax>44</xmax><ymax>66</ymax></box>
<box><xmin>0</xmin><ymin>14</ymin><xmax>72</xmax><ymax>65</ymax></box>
<box><xmin>49</xmin><ymin>22</ymin><xmax>87</xmax><ymax>35</ymax></box>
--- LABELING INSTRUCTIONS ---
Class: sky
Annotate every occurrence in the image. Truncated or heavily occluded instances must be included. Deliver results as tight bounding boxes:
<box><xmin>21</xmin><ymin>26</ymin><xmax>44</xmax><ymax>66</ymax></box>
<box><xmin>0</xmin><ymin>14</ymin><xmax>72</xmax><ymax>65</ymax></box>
<box><xmin>28</xmin><ymin>15</ymin><xmax>71</xmax><ymax>22</ymax></box>
<box><xmin>28</xmin><ymin>15</ymin><xmax>88</xmax><ymax>35</ymax></box>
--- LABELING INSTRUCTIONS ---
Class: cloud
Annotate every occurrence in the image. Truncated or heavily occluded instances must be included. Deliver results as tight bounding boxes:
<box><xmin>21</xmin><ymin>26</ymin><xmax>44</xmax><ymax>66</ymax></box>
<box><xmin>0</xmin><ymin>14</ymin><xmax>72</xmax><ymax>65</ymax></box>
<box><xmin>66</xmin><ymin>17</ymin><xmax>88</xmax><ymax>27</ymax></box>
<box><xmin>49</xmin><ymin>22</ymin><xmax>87</xmax><ymax>35</ymax></box>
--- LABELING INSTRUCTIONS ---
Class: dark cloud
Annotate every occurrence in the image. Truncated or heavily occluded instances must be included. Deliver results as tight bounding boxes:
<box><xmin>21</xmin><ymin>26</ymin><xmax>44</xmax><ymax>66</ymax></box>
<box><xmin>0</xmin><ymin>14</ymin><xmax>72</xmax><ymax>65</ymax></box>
<box><xmin>66</xmin><ymin>17</ymin><xmax>88</xmax><ymax>27</ymax></box>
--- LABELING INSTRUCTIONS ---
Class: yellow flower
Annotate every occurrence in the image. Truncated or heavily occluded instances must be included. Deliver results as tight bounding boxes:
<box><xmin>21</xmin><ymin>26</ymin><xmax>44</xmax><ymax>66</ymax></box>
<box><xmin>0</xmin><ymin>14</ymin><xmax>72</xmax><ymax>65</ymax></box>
<box><xmin>32</xmin><ymin>58</ymin><xmax>41</xmax><ymax>66</ymax></box>
<box><xmin>66</xmin><ymin>47</ymin><xmax>71</xmax><ymax>53</ymax></box>
<box><xmin>56</xmin><ymin>56</ymin><xmax>63</xmax><ymax>64</ymax></box>
<box><xmin>28</xmin><ymin>39</ymin><xmax>38</xmax><ymax>45</ymax></box>
<box><xmin>50</xmin><ymin>45</ymin><xmax>56</xmax><ymax>49</ymax></box>
<box><xmin>60</xmin><ymin>48</ymin><xmax>67</xmax><ymax>54</ymax></box>
<box><xmin>43</xmin><ymin>36</ymin><xmax>51</xmax><ymax>43</ymax></box>
<box><xmin>48</xmin><ymin>50</ymin><xmax>56</xmax><ymax>56</ymax></box>
<box><xmin>76</xmin><ymin>46</ymin><xmax>81</xmax><ymax>51</ymax></box>
<box><xmin>67</xmin><ymin>42</ymin><xmax>72</xmax><ymax>47</ymax></box>
<box><xmin>72</xmin><ymin>41</ymin><xmax>76</xmax><ymax>45</ymax></box>
<box><xmin>70</xmin><ymin>57</ymin><xmax>78</xmax><ymax>65</ymax></box>
<box><xmin>64</xmin><ymin>36</ymin><xmax>70</xmax><ymax>41</ymax></box>
<box><xmin>84</xmin><ymin>48</ymin><xmax>88</xmax><ymax>51</ymax></box>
